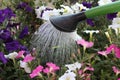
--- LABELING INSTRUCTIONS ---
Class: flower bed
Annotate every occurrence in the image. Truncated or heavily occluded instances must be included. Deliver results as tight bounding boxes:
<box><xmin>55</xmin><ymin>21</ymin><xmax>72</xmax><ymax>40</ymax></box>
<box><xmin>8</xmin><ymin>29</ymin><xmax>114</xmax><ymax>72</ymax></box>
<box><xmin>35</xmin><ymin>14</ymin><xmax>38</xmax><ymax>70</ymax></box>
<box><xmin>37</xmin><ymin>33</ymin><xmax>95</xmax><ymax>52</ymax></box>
<box><xmin>0</xmin><ymin>0</ymin><xmax>120</xmax><ymax>80</ymax></box>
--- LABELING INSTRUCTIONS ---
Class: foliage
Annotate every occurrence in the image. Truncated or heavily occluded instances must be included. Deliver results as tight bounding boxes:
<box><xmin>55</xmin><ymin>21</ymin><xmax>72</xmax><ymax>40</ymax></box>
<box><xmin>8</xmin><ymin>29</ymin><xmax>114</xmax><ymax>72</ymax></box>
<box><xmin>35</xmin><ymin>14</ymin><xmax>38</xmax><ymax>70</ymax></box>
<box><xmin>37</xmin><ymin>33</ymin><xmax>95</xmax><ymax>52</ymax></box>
<box><xmin>0</xmin><ymin>0</ymin><xmax>120</xmax><ymax>80</ymax></box>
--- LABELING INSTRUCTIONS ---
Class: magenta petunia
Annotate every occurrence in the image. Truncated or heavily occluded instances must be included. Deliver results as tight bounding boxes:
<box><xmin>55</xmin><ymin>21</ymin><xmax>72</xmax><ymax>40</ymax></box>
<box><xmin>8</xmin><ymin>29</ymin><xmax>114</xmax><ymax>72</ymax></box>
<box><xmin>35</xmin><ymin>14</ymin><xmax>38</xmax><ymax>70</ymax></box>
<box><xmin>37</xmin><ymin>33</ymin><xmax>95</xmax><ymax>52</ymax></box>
<box><xmin>106</xmin><ymin>44</ymin><xmax>116</xmax><ymax>53</ymax></box>
<box><xmin>43</xmin><ymin>62</ymin><xmax>60</xmax><ymax>74</ymax></box>
<box><xmin>112</xmin><ymin>66</ymin><xmax>120</xmax><ymax>75</ymax></box>
<box><xmin>97</xmin><ymin>51</ymin><xmax>110</xmax><ymax>57</ymax></box>
<box><xmin>118</xmin><ymin>78</ymin><xmax>120</xmax><ymax>80</ymax></box>
<box><xmin>114</xmin><ymin>47</ymin><xmax>120</xmax><ymax>58</ymax></box>
<box><xmin>23</xmin><ymin>54</ymin><xmax>35</xmax><ymax>62</ymax></box>
<box><xmin>43</xmin><ymin>67</ymin><xmax>50</xmax><ymax>74</ymax></box>
<box><xmin>30</xmin><ymin>65</ymin><xmax>43</xmax><ymax>78</ymax></box>
<box><xmin>16</xmin><ymin>50</ymin><xmax>25</xmax><ymax>58</ymax></box>
<box><xmin>84</xmin><ymin>66</ymin><xmax>94</xmax><ymax>71</ymax></box>
<box><xmin>77</xmin><ymin>39</ymin><xmax>94</xmax><ymax>48</ymax></box>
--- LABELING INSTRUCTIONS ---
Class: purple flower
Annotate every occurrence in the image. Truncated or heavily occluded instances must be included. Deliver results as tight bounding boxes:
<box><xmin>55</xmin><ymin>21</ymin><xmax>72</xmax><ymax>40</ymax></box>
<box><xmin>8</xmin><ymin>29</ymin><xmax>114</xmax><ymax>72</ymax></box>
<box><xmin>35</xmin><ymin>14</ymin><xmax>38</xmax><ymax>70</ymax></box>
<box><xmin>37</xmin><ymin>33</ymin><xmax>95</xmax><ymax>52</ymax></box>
<box><xmin>0</xmin><ymin>9</ymin><xmax>5</xmax><ymax>23</ymax></box>
<box><xmin>0</xmin><ymin>29</ymin><xmax>13</xmax><ymax>42</ymax></box>
<box><xmin>82</xmin><ymin>1</ymin><xmax>92</xmax><ymax>8</ymax></box>
<box><xmin>3</xmin><ymin>7</ymin><xmax>16</xmax><ymax>19</ymax></box>
<box><xmin>19</xmin><ymin>26</ymin><xmax>29</xmax><ymax>39</ymax></box>
<box><xmin>0</xmin><ymin>7</ymin><xmax>15</xmax><ymax>24</ymax></box>
<box><xmin>106</xmin><ymin>13</ymin><xmax>117</xmax><ymax>20</ymax></box>
<box><xmin>5</xmin><ymin>40</ymin><xmax>21</xmax><ymax>52</ymax></box>
<box><xmin>0</xmin><ymin>14</ymin><xmax>5</xmax><ymax>23</ymax></box>
<box><xmin>87</xmin><ymin>19</ymin><xmax>95</xmax><ymax>26</ymax></box>
<box><xmin>17</xmin><ymin>2</ymin><xmax>33</xmax><ymax>12</ymax></box>
<box><xmin>17</xmin><ymin>2</ymin><xmax>27</xmax><ymax>9</ymax></box>
<box><xmin>0</xmin><ymin>52</ymin><xmax>8</xmax><ymax>64</ymax></box>
<box><xmin>19</xmin><ymin>45</ymin><xmax>28</xmax><ymax>51</ymax></box>
<box><xmin>25</xmin><ymin>6</ymin><xmax>33</xmax><ymax>12</ymax></box>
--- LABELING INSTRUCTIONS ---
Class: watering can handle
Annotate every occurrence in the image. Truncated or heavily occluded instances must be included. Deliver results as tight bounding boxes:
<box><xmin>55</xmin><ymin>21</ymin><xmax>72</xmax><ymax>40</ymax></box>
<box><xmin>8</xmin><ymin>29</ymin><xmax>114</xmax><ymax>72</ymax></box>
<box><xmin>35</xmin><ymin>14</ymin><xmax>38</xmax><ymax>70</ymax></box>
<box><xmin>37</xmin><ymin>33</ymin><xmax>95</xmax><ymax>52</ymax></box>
<box><xmin>85</xmin><ymin>0</ymin><xmax>120</xmax><ymax>18</ymax></box>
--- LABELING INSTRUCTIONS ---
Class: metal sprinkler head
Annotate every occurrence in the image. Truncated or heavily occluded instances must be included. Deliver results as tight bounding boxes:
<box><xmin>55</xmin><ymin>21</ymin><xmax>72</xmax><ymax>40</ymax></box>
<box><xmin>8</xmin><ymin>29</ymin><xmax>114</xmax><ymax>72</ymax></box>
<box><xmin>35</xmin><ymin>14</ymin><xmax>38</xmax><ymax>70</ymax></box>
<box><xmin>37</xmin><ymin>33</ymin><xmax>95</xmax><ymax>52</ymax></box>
<box><xmin>49</xmin><ymin>12</ymin><xmax>87</xmax><ymax>32</ymax></box>
<box><xmin>30</xmin><ymin>1</ymin><xmax>120</xmax><ymax>65</ymax></box>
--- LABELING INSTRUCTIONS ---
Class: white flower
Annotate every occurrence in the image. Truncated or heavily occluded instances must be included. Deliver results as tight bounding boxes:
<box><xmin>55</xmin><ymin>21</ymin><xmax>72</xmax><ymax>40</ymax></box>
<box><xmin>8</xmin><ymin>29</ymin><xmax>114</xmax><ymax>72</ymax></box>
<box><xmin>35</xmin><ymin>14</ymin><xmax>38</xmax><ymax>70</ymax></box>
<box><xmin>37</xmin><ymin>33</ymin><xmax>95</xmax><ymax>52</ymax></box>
<box><xmin>65</xmin><ymin>62</ymin><xmax>82</xmax><ymax>72</ymax></box>
<box><xmin>5</xmin><ymin>52</ymin><xmax>18</xmax><ymax>59</ymax></box>
<box><xmin>109</xmin><ymin>18</ymin><xmax>120</xmax><ymax>35</ymax></box>
<box><xmin>60</xmin><ymin>5</ymin><xmax>74</xmax><ymax>14</ymax></box>
<box><xmin>98</xmin><ymin>0</ymin><xmax>112</xmax><ymax>6</ymax></box>
<box><xmin>83</xmin><ymin>30</ymin><xmax>99</xmax><ymax>34</ymax></box>
<box><xmin>59</xmin><ymin>72</ymin><xmax>76</xmax><ymax>80</ymax></box>
<box><xmin>112</xmin><ymin>18</ymin><xmax>120</xmax><ymax>24</ymax></box>
<box><xmin>20</xmin><ymin>60</ymin><xmax>31</xmax><ymax>73</ymax></box>
<box><xmin>71</xmin><ymin>3</ymin><xmax>87</xmax><ymax>13</ymax></box>
<box><xmin>35</xmin><ymin>6</ymin><xmax>46</xmax><ymax>18</ymax></box>
<box><xmin>42</xmin><ymin>9</ymin><xmax>61</xmax><ymax>20</ymax></box>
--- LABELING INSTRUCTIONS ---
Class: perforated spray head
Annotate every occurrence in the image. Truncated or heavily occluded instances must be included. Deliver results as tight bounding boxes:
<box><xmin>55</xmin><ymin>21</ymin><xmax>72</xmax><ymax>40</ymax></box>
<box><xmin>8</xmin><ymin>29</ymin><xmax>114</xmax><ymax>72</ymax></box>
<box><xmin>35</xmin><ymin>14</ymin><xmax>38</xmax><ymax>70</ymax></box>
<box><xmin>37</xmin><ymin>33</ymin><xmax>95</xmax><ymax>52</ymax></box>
<box><xmin>50</xmin><ymin>1</ymin><xmax>120</xmax><ymax>32</ymax></box>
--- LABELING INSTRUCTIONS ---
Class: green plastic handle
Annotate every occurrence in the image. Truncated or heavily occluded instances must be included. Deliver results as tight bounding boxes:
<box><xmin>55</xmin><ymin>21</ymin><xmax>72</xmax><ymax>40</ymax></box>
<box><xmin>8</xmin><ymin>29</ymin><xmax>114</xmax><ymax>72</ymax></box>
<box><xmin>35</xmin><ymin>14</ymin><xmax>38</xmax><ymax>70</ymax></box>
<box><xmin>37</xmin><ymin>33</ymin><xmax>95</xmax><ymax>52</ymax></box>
<box><xmin>85</xmin><ymin>0</ymin><xmax>120</xmax><ymax>18</ymax></box>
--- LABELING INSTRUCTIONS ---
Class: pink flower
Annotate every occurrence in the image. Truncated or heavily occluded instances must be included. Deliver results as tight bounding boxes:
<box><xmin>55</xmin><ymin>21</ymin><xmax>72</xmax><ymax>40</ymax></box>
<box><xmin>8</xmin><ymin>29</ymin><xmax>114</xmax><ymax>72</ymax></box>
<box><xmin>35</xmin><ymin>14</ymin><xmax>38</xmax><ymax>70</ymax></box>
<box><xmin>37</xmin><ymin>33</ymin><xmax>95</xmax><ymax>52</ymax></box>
<box><xmin>78</xmin><ymin>70</ymin><xmax>83</xmax><ymax>75</ymax></box>
<box><xmin>97</xmin><ymin>51</ymin><xmax>110</xmax><ymax>57</ymax></box>
<box><xmin>106</xmin><ymin>44</ymin><xmax>116</xmax><ymax>53</ymax></box>
<box><xmin>84</xmin><ymin>66</ymin><xmax>94</xmax><ymax>72</ymax></box>
<box><xmin>43</xmin><ymin>62</ymin><xmax>60</xmax><ymax>74</ymax></box>
<box><xmin>81</xmin><ymin>73</ymin><xmax>91</xmax><ymax>79</ymax></box>
<box><xmin>112</xmin><ymin>66</ymin><xmax>120</xmax><ymax>75</ymax></box>
<box><xmin>23</xmin><ymin>54</ymin><xmax>35</xmax><ymax>62</ymax></box>
<box><xmin>30</xmin><ymin>65</ymin><xmax>43</xmax><ymax>78</ymax></box>
<box><xmin>16</xmin><ymin>50</ymin><xmax>25</xmax><ymax>58</ymax></box>
<box><xmin>114</xmin><ymin>47</ymin><xmax>120</xmax><ymax>58</ymax></box>
<box><xmin>43</xmin><ymin>68</ymin><xmax>50</xmax><ymax>74</ymax></box>
<box><xmin>77</xmin><ymin>39</ymin><xmax>94</xmax><ymax>48</ymax></box>
<box><xmin>118</xmin><ymin>78</ymin><xmax>120</xmax><ymax>80</ymax></box>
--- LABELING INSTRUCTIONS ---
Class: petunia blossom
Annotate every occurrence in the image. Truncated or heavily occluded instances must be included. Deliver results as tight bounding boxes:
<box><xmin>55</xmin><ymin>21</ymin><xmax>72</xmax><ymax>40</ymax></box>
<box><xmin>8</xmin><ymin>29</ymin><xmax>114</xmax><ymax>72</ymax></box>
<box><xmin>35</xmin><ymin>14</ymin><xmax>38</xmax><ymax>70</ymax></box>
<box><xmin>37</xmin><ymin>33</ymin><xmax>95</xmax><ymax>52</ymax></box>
<box><xmin>84</xmin><ymin>66</ymin><xmax>94</xmax><ymax>72</ymax></box>
<box><xmin>118</xmin><ymin>78</ymin><xmax>120</xmax><ymax>80</ymax></box>
<box><xmin>43</xmin><ymin>62</ymin><xmax>60</xmax><ymax>74</ymax></box>
<box><xmin>109</xmin><ymin>17</ymin><xmax>120</xmax><ymax>35</ymax></box>
<box><xmin>23</xmin><ymin>54</ymin><xmax>35</xmax><ymax>62</ymax></box>
<box><xmin>19</xmin><ymin>26</ymin><xmax>29</xmax><ymax>39</ymax></box>
<box><xmin>0</xmin><ymin>29</ymin><xmax>12</xmax><ymax>43</ymax></box>
<box><xmin>41</xmin><ymin>9</ymin><xmax>61</xmax><ymax>20</ymax></box>
<box><xmin>71</xmin><ymin>2</ymin><xmax>87</xmax><ymax>13</ymax></box>
<box><xmin>86</xmin><ymin>19</ymin><xmax>95</xmax><ymax>26</ymax></box>
<box><xmin>0</xmin><ymin>7</ymin><xmax>15</xmax><ymax>23</ymax></box>
<box><xmin>78</xmin><ymin>70</ymin><xmax>83</xmax><ymax>75</ymax></box>
<box><xmin>20</xmin><ymin>60</ymin><xmax>31</xmax><ymax>73</ymax></box>
<box><xmin>106</xmin><ymin>44</ymin><xmax>116</xmax><ymax>53</ymax></box>
<box><xmin>83</xmin><ymin>30</ymin><xmax>99</xmax><ymax>34</ymax></box>
<box><xmin>114</xmin><ymin>46</ymin><xmax>120</xmax><ymax>58</ymax></box>
<box><xmin>5</xmin><ymin>40</ymin><xmax>21</xmax><ymax>52</ymax></box>
<box><xmin>112</xmin><ymin>66</ymin><xmax>120</xmax><ymax>75</ymax></box>
<box><xmin>65</xmin><ymin>62</ymin><xmax>82</xmax><ymax>72</ymax></box>
<box><xmin>106</xmin><ymin>13</ymin><xmax>117</xmax><ymax>20</ymax></box>
<box><xmin>98</xmin><ymin>0</ymin><xmax>112</xmax><ymax>6</ymax></box>
<box><xmin>5</xmin><ymin>52</ymin><xmax>18</xmax><ymax>59</ymax></box>
<box><xmin>30</xmin><ymin>65</ymin><xmax>43</xmax><ymax>78</ymax></box>
<box><xmin>59</xmin><ymin>72</ymin><xmax>76</xmax><ymax>80</ymax></box>
<box><xmin>0</xmin><ymin>52</ymin><xmax>8</xmax><ymax>64</ymax></box>
<box><xmin>77</xmin><ymin>39</ymin><xmax>94</xmax><ymax>48</ymax></box>
<box><xmin>97</xmin><ymin>51</ymin><xmax>110</xmax><ymax>57</ymax></box>
<box><xmin>82</xmin><ymin>1</ymin><xmax>92</xmax><ymax>8</ymax></box>
<box><xmin>16</xmin><ymin>50</ymin><xmax>25</xmax><ymax>58</ymax></box>
<box><xmin>17</xmin><ymin>2</ymin><xmax>33</xmax><ymax>12</ymax></box>
<box><xmin>60</xmin><ymin>5</ymin><xmax>74</xmax><ymax>14</ymax></box>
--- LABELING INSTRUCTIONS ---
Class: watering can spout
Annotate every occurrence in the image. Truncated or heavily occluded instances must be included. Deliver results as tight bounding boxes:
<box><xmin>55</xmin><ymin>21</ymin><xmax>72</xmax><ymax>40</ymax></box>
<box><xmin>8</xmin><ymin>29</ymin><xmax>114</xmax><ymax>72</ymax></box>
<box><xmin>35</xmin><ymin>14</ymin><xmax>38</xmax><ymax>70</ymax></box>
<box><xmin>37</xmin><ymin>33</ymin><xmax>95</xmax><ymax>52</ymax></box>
<box><xmin>50</xmin><ymin>0</ymin><xmax>120</xmax><ymax>32</ymax></box>
<box><xmin>50</xmin><ymin>12</ymin><xmax>86</xmax><ymax>32</ymax></box>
